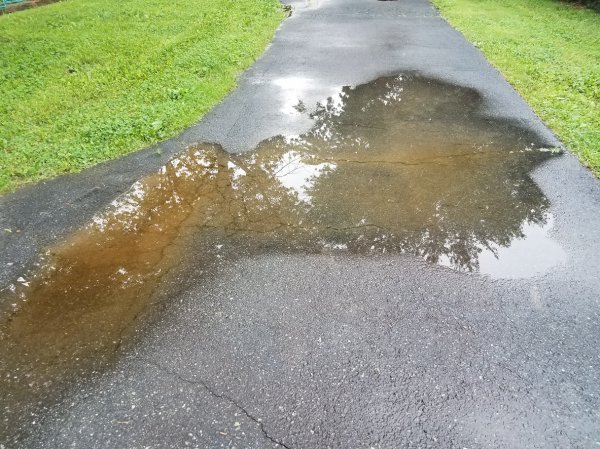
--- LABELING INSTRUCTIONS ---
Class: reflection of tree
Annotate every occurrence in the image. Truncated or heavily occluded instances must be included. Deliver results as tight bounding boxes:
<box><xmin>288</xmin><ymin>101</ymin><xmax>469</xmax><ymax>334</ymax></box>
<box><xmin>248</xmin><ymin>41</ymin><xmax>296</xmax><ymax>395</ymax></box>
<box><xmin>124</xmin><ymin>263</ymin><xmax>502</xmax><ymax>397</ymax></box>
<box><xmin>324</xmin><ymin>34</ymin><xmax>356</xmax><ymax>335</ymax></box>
<box><xmin>0</xmin><ymin>75</ymin><xmax>558</xmax><ymax>444</ymax></box>
<box><xmin>250</xmin><ymin>74</ymin><xmax>556</xmax><ymax>271</ymax></box>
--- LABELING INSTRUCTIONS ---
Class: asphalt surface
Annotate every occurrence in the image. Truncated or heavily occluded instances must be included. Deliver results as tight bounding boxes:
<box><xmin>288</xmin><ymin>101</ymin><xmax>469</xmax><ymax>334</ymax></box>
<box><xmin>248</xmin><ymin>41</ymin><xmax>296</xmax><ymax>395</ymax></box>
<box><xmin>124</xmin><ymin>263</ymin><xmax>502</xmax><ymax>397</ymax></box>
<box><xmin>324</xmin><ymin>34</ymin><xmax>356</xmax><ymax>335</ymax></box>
<box><xmin>1</xmin><ymin>0</ymin><xmax>600</xmax><ymax>447</ymax></box>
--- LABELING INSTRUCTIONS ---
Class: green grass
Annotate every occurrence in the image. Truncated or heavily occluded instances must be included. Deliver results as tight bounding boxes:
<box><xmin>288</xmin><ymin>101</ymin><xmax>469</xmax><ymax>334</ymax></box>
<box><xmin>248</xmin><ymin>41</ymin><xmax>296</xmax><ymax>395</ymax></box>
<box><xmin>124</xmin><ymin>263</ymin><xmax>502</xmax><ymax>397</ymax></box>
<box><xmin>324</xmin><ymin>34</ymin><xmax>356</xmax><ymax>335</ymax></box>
<box><xmin>431</xmin><ymin>0</ymin><xmax>600</xmax><ymax>176</ymax></box>
<box><xmin>0</xmin><ymin>0</ymin><xmax>285</xmax><ymax>193</ymax></box>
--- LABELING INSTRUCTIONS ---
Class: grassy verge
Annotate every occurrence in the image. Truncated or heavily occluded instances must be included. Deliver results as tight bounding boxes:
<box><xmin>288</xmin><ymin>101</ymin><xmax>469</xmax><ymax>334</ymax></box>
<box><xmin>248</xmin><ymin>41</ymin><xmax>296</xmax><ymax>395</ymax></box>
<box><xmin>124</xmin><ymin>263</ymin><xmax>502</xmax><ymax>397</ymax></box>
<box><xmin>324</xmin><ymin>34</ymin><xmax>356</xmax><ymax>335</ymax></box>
<box><xmin>431</xmin><ymin>0</ymin><xmax>600</xmax><ymax>176</ymax></box>
<box><xmin>0</xmin><ymin>0</ymin><xmax>285</xmax><ymax>193</ymax></box>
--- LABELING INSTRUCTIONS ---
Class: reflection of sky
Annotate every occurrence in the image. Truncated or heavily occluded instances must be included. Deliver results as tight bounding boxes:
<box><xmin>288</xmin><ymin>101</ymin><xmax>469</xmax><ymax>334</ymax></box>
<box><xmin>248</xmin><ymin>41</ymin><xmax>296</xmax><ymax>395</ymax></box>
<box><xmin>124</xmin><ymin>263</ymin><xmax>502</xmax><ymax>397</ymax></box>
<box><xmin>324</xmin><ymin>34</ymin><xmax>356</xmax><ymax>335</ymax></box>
<box><xmin>478</xmin><ymin>215</ymin><xmax>565</xmax><ymax>278</ymax></box>
<box><xmin>227</xmin><ymin>161</ymin><xmax>247</xmax><ymax>190</ymax></box>
<box><xmin>91</xmin><ymin>180</ymin><xmax>146</xmax><ymax>232</ymax></box>
<box><xmin>434</xmin><ymin>215</ymin><xmax>565</xmax><ymax>278</ymax></box>
<box><xmin>272</xmin><ymin>77</ymin><xmax>343</xmax><ymax>117</ymax></box>
<box><xmin>268</xmin><ymin>150</ymin><xmax>335</xmax><ymax>203</ymax></box>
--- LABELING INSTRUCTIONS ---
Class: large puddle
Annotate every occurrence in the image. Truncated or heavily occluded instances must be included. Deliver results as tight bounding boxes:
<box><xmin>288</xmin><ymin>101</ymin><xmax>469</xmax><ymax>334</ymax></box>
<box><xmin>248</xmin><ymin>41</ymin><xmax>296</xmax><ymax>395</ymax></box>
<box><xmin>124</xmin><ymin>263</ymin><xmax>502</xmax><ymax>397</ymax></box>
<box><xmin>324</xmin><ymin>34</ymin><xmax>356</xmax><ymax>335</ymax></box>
<box><xmin>0</xmin><ymin>74</ymin><xmax>563</xmax><ymax>442</ymax></box>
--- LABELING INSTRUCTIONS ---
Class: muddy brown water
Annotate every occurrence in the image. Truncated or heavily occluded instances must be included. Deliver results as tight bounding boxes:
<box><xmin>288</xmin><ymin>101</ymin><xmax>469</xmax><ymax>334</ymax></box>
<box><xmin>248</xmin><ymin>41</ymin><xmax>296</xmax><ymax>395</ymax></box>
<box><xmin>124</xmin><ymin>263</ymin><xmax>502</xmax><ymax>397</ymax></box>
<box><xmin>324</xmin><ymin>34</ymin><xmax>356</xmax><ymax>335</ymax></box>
<box><xmin>0</xmin><ymin>74</ymin><xmax>561</xmax><ymax>442</ymax></box>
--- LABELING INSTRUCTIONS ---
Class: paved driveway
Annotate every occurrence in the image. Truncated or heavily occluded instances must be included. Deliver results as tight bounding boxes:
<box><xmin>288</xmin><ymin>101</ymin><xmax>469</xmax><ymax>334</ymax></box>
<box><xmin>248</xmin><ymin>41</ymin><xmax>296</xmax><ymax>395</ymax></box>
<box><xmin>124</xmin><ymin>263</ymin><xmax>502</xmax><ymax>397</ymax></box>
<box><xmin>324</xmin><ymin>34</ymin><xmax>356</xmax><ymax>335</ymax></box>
<box><xmin>1</xmin><ymin>0</ymin><xmax>599</xmax><ymax>447</ymax></box>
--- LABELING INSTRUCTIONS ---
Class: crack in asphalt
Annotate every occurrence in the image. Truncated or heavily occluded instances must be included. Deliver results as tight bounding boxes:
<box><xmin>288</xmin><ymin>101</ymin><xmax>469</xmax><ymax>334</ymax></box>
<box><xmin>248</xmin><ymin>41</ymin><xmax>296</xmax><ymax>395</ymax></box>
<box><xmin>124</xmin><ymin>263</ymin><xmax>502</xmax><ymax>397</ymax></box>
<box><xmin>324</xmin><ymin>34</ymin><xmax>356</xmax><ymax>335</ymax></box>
<box><xmin>137</xmin><ymin>357</ymin><xmax>292</xmax><ymax>449</ymax></box>
<box><xmin>310</xmin><ymin>150</ymin><xmax>515</xmax><ymax>167</ymax></box>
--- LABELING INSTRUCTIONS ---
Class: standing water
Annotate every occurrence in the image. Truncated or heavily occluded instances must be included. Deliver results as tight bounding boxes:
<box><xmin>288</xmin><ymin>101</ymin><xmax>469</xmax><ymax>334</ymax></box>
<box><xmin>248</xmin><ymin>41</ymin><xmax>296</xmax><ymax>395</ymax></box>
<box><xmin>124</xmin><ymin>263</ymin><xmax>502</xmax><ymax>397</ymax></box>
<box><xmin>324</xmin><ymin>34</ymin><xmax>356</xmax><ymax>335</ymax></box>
<box><xmin>0</xmin><ymin>74</ymin><xmax>563</xmax><ymax>443</ymax></box>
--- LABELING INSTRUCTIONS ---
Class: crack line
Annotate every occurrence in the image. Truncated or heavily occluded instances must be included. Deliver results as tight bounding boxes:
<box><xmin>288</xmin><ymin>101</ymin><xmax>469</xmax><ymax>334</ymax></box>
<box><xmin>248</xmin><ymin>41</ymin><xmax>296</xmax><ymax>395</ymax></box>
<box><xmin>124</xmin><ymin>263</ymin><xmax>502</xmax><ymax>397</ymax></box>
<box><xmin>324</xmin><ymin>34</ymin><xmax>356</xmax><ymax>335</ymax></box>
<box><xmin>137</xmin><ymin>357</ymin><xmax>292</xmax><ymax>449</ymax></box>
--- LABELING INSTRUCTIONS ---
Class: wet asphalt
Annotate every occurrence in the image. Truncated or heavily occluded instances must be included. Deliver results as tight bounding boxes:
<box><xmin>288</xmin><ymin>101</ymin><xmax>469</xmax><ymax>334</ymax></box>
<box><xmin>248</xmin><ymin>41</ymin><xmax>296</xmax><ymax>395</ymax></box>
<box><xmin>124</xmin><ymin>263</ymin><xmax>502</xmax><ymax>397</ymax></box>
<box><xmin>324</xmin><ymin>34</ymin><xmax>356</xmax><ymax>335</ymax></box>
<box><xmin>1</xmin><ymin>0</ymin><xmax>600</xmax><ymax>447</ymax></box>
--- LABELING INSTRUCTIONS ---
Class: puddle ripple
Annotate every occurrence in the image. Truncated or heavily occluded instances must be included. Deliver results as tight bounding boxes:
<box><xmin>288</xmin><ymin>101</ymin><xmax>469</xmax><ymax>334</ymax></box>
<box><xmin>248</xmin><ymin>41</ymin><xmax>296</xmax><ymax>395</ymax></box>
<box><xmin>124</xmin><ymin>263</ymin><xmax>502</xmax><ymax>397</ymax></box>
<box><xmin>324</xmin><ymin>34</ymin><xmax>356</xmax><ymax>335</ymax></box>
<box><xmin>0</xmin><ymin>74</ymin><xmax>562</xmax><ymax>442</ymax></box>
